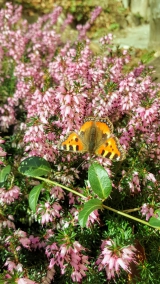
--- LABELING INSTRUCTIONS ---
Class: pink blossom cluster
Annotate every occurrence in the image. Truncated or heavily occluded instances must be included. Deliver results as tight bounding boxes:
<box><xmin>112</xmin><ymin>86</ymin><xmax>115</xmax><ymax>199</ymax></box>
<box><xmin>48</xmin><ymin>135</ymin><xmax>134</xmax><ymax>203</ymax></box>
<box><xmin>99</xmin><ymin>33</ymin><xmax>113</xmax><ymax>45</ymax></box>
<box><xmin>128</xmin><ymin>171</ymin><xmax>141</xmax><ymax>193</ymax></box>
<box><xmin>0</xmin><ymin>185</ymin><xmax>20</xmax><ymax>204</ymax></box>
<box><xmin>3</xmin><ymin>230</ymin><xmax>48</xmax><ymax>282</ymax></box>
<box><xmin>16</xmin><ymin>278</ymin><xmax>38</xmax><ymax>284</ymax></box>
<box><xmin>5</xmin><ymin>230</ymin><xmax>31</xmax><ymax>250</ymax></box>
<box><xmin>4</xmin><ymin>262</ymin><xmax>38</xmax><ymax>284</ymax></box>
<box><xmin>29</xmin><ymin>235</ymin><xmax>46</xmax><ymax>250</ymax></box>
<box><xmin>96</xmin><ymin>239</ymin><xmax>137</xmax><ymax>280</ymax></box>
<box><xmin>37</xmin><ymin>201</ymin><xmax>62</xmax><ymax>225</ymax></box>
<box><xmin>50</xmin><ymin>186</ymin><xmax>65</xmax><ymax>200</ymax></box>
<box><xmin>0</xmin><ymin>215</ymin><xmax>15</xmax><ymax>230</ymax></box>
<box><xmin>46</xmin><ymin>241</ymin><xmax>89</xmax><ymax>282</ymax></box>
<box><xmin>0</xmin><ymin>3</ymin><xmax>27</xmax><ymax>61</ymax></box>
<box><xmin>141</xmin><ymin>203</ymin><xmax>155</xmax><ymax>221</ymax></box>
<box><xmin>61</xmin><ymin>13</ymin><xmax>74</xmax><ymax>31</ymax></box>
<box><xmin>4</xmin><ymin>259</ymin><xmax>23</xmax><ymax>274</ymax></box>
<box><xmin>77</xmin><ymin>6</ymin><xmax>102</xmax><ymax>40</ymax></box>
<box><xmin>0</xmin><ymin>104</ymin><xmax>16</xmax><ymax>131</ymax></box>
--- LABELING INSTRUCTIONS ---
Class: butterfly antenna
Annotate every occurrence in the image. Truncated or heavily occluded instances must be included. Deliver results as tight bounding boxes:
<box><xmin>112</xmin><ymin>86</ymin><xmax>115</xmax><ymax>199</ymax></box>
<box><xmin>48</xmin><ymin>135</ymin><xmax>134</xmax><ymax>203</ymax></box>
<box><xmin>76</xmin><ymin>159</ymin><xmax>87</xmax><ymax>170</ymax></box>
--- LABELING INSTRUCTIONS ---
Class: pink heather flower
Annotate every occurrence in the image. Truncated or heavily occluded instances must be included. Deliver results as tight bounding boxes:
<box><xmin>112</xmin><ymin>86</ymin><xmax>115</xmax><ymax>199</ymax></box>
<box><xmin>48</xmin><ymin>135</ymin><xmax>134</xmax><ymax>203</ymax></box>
<box><xmin>0</xmin><ymin>139</ymin><xmax>5</xmax><ymax>143</ymax></box>
<box><xmin>145</xmin><ymin>172</ymin><xmax>156</xmax><ymax>183</ymax></box>
<box><xmin>4</xmin><ymin>259</ymin><xmax>23</xmax><ymax>273</ymax></box>
<box><xmin>1</xmin><ymin>219</ymin><xmax>15</xmax><ymax>230</ymax></box>
<box><xmin>50</xmin><ymin>186</ymin><xmax>65</xmax><ymax>200</ymax></box>
<box><xmin>96</xmin><ymin>240</ymin><xmax>137</xmax><ymax>280</ymax></box>
<box><xmin>141</xmin><ymin>203</ymin><xmax>155</xmax><ymax>221</ymax></box>
<box><xmin>0</xmin><ymin>104</ymin><xmax>16</xmax><ymax>131</ymax></box>
<box><xmin>0</xmin><ymin>186</ymin><xmax>20</xmax><ymax>204</ymax></box>
<box><xmin>86</xmin><ymin>210</ymin><xmax>100</xmax><ymax>228</ymax></box>
<box><xmin>37</xmin><ymin>202</ymin><xmax>62</xmax><ymax>225</ymax></box>
<box><xmin>4</xmin><ymin>260</ymin><xmax>17</xmax><ymax>272</ymax></box>
<box><xmin>99</xmin><ymin>34</ymin><xmax>113</xmax><ymax>45</ymax></box>
<box><xmin>77</xmin><ymin>7</ymin><xmax>102</xmax><ymax>40</ymax></box>
<box><xmin>128</xmin><ymin>172</ymin><xmax>141</xmax><ymax>193</ymax></box>
<box><xmin>61</xmin><ymin>14</ymin><xmax>73</xmax><ymax>31</ymax></box>
<box><xmin>19</xmin><ymin>237</ymin><xmax>30</xmax><ymax>249</ymax></box>
<box><xmin>11</xmin><ymin>230</ymin><xmax>31</xmax><ymax>249</ymax></box>
<box><xmin>55</xmin><ymin>166</ymin><xmax>80</xmax><ymax>186</ymax></box>
<box><xmin>29</xmin><ymin>235</ymin><xmax>46</xmax><ymax>250</ymax></box>
<box><xmin>90</xmin><ymin>6</ymin><xmax>102</xmax><ymax>24</ymax></box>
<box><xmin>17</xmin><ymin>278</ymin><xmax>38</xmax><ymax>284</ymax></box>
<box><xmin>46</xmin><ymin>241</ymin><xmax>89</xmax><ymax>282</ymax></box>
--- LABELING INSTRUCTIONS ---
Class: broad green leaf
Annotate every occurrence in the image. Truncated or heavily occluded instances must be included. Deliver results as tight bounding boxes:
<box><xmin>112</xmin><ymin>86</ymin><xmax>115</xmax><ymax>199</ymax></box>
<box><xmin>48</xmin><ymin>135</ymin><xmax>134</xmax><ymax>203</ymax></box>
<box><xmin>0</xmin><ymin>165</ymin><xmax>11</xmax><ymax>186</ymax></box>
<box><xmin>149</xmin><ymin>209</ymin><xmax>160</xmax><ymax>228</ymax></box>
<box><xmin>18</xmin><ymin>156</ymin><xmax>51</xmax><ymax>177</ymax></box>
<box><xmin>88</xmin><ymin>163</ymin><xmax>112</xmax><ymax>199</ymax></box>
<box><xmin>78</xmin><ymin>199</ymin><xmax>103</xmax><ymax>227</ymax></box>
<box><xmin>29</xmin><ymin>183</ymin><xmax>43</xmax><ymax>212</ymax></box>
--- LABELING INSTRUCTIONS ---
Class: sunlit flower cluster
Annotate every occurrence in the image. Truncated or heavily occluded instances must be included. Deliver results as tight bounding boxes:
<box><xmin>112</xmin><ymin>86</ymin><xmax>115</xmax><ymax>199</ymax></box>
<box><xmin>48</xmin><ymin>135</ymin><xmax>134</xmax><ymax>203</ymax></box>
<box><xmin>0</xmin><ymin>185</ymin><xmax>20</xmax><ymax>204</ymax></box>
<box><xmin>96</xmin><ymin>239</ymin><xmax>137</xmax><ymax>280</ymax></box>
<box><xmin>46</xmin><ymin>241</ymin><xmax>89</xmax><ymax>282</ymax></box>
<box><xmin>141</xmin><ymin>203</ymin><xmax>155</xmax><ymax>221</ymax></box>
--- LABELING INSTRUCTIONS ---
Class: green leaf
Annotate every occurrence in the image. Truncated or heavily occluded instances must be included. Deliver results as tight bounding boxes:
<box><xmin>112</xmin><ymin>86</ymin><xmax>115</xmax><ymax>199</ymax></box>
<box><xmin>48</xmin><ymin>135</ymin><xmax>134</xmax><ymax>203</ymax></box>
<box><xmin>78</xmin><ymin>199</ymin><xmax>103</xmax><ymax>227</ymax></box>
<box><xmin>88</xmin><ymin>163</ymin><xmax>112</xmax><ymax>199</ymax></box>
<box><xmin>29</xmin><ymin>183</ymin><xmax>44</xmax><ymax>212</ymax></box>
<box><xmin>18</xmin><ymin>156</ymin><xmax>51</xmax><ymax>177</ymax></box>
<box><xmin>149</xmin><ymin>209</ymin><xmax>160</xmax><ymax>228</ymax></box>
<box><xmin>0</xmin><ymin>165</ymin><xmax>11</xmax><ymax>186</ymax></box>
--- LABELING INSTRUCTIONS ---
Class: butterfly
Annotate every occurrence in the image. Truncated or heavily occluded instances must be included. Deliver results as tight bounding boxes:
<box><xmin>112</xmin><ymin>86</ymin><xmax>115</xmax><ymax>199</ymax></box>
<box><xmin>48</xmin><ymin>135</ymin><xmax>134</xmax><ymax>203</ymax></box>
<box><xmin>59</xmin><ymin>117</ymin><xmax>125</xmax><ymax>161</ymax></box>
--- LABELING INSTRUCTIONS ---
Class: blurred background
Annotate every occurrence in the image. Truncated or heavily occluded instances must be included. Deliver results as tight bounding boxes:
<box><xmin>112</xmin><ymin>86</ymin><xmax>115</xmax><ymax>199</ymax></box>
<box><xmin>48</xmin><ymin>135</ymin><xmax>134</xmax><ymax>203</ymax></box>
<box><xmin>2</xmin><ymin>0</ymin><xmax>159</xmax><ymax>79</ymax></box>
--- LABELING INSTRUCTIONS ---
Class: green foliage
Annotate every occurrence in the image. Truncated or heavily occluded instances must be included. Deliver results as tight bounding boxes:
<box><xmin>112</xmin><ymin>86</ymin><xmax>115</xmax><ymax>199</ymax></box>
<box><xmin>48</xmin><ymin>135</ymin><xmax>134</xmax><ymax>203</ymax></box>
<box><xmin>0</xmin><ymin>165</ymin><xmax>11</xmax><ymax>187</ymax></box>
<box><xmin>88</xmin><ymin>162</ymin><xmax>112</xmax><ymax>199</ymax></box>
<box><xmin>149</xmin><ymin>209</ymin><xmax>160</xmax><ymax>227</ymax></box>
<box><xmin>141</xmin><ymin>51</ymin><xmax>155</xmax><ymax>64</ymax></box>
<box><xmin>18</xmin><ymin>156</ymin><xmax>51</xmax><ymax>177</ymax></box>
<box><xmin>28</xmin><ymin>183</ymin><xmax>44</xmax><ymax>212</ymax></box>
<box><xmin>109</xmin><ymin>22</ymin><xmax>120</xmax><ymax>31</ymax></box>
<box><xmin>0</xmin><ymin>60</ymin><xmax>16</xmax><ymax>104</ymax></box>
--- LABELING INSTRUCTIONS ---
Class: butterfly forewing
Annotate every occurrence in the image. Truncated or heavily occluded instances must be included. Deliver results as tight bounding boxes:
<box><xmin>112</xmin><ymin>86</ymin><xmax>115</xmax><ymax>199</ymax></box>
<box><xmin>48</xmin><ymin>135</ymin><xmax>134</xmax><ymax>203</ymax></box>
<box><xmin>84</xmin><ymin>117</ymin><xmax>113</xmax><ymax>138</ymax></box>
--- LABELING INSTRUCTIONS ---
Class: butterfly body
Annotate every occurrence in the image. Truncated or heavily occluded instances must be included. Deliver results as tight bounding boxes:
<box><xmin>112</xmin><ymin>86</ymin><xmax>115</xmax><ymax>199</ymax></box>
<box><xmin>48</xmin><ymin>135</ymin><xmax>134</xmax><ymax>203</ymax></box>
<box><xmin>59</xmin><ymin>117</ymin><xmax>125</xmax><ymax>161</ymax></box>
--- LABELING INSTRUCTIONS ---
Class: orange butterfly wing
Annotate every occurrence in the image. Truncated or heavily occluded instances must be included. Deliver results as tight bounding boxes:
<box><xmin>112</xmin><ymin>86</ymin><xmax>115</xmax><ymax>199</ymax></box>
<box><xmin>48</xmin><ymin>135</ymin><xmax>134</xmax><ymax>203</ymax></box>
<box><xmin>59</xmin><ymin>117</ymin><xmax>125</xmax><ymax>161</ymax></box>
<box><xmin>95</xmin><ymin>136</ymin><xmax>125</xmax><ymax>161</ymax></box>
<box><xmin>81</xmin><ymin>117</ymin><xmax>113</xmax><ymax>138</ymax></box>
<box><xmin>59</xmin><ymin>132</ymin><xmax>85</xmax><ymax>152</ymax></box>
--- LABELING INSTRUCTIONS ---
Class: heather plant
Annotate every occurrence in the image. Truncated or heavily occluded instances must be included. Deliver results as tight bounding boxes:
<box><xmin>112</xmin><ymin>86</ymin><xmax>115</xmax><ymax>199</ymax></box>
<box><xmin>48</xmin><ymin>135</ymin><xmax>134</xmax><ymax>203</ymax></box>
<box><xmin>0</xmin><ymin>2</ymin><xmax>160</xmax><ymax>284</ymax></box>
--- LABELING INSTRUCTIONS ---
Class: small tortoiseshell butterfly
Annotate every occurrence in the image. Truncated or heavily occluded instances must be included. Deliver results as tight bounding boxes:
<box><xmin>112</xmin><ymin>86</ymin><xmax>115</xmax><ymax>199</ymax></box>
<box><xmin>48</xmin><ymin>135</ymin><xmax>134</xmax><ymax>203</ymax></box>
<box><xmin>59</xmin><ymin>117</ymin><xmax>125</xmax><ymax>161</ymax></box>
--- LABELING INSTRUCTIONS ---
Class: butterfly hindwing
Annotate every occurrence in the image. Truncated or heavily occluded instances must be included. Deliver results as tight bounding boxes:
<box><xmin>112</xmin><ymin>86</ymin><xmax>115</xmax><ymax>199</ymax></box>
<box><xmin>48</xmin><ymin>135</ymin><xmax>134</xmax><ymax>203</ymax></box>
<box><xmin>95</xmin><ymin>136</ymin><xmax>125</xmax><ymax>161</ymax></box>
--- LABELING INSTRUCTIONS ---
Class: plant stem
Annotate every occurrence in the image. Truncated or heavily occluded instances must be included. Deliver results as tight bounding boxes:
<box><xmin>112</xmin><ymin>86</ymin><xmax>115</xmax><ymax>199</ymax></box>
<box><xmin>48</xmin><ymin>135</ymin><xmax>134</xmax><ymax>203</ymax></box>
<box><xmin>33</xmin><ymin>176</ymin><xmax>87</xmax><ymax>199</ymax></box>
<box><xmin>103</xmin><ymin>204</ymin><xmax>159</xmax><ymax>229</ymax></box>
<box><xmin>33</xmin><ymin>176</ymin><xmax>159</xmax><ymax>229</ymax></box>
